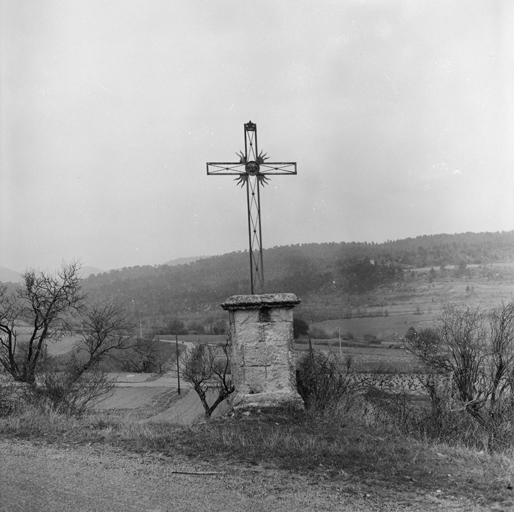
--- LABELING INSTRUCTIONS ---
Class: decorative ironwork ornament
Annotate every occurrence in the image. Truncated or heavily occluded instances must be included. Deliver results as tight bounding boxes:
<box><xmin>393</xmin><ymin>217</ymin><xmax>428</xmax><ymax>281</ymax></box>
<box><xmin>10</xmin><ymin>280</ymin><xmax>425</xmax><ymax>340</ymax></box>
<box><xmin>207</xmin><ymin>121</ymin><xmax>297</xmax><ymax>294</ymax></box>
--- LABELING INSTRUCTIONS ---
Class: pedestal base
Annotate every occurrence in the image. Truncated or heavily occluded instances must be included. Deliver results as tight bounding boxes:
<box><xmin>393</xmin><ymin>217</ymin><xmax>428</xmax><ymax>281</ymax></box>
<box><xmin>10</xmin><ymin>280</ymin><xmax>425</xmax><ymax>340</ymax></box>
<box><xmin>222</xmin><ymin>293</ymin><xmax>304</xmax><ymax>411</ymax></box>
<box><xmin>231</xmin><ymin>391</ymin><xmax>304</xmax><ymax>410</ymax></box>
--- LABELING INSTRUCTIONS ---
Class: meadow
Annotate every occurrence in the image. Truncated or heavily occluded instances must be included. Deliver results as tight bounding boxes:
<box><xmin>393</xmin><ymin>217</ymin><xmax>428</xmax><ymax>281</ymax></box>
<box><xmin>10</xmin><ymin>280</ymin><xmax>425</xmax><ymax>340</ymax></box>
<box><xmin>304</xmin><ymin>264</ymin><xmax>514</xmax><ymax>368</ymax></box>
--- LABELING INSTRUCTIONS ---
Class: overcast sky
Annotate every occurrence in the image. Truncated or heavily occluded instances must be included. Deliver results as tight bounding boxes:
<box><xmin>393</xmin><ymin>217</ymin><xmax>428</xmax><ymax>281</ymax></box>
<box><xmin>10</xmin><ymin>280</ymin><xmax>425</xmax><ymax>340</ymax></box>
<box><xmin>1</xmin><ymin>0</ymin><xmax>513</xmax><ymax>272</ymax></box>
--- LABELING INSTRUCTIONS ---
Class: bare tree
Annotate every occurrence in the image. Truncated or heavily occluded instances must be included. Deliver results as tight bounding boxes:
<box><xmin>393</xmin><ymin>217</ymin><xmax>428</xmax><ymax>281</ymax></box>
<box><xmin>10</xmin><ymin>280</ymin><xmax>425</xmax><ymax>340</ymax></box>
<box><xmin>118</xmin><ymin>336</ymin><xmax>163</xmax><ymax>373</ymax></box>
<box><xmin>0</xmin><ymin>262</ymin><xmax>83</xmax><ymax>383</ymax></box>
<box><xmin>30</xmin><ymin>301</ymin><xmax>137</xmax><ymax>415</ymax></box>
<box><xmin>32</xmin><ymin>364</ymin><xmax>117</xmax><ymax>415</ymax></box>
<box><xmin>0</xmin><ymin>263</ymin><xmax>141</xmax><ymax>414</ymax></box>
<box><xmin>180</xmin><ymin>341</ymin><xmax>234</xmax><ymax>418</ymax></box>
<box><xmin>488</xmin><ymin>301</ymin><xmax>514</xmax><ymax>408</ymax></box>
<box><xmin>0</xmin><ymin>284</ymin><xmax>20</xmax><ymax>379</ymax></box>
<box><xmin>72</xmin><ymin>301</ymin><xmax>137</xmax><ymax>375</ymax></box>
<box><xmin>406</xmin><ymin>301</ymin><xmax>514</xmax><ymax>424</ymax></box>
<box><xmin>436</xmin><ymin>303</ymin><xmax>488</xmax><ymax>410</ymax></box>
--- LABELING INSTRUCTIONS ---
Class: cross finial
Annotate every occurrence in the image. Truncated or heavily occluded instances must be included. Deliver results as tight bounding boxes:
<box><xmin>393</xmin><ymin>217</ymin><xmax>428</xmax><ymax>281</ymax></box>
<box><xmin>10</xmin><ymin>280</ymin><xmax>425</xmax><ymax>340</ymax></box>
<box><xmin>207</xmin><ymin>122</ymin><xmax>296</xmax><ymax>294</ymax></box>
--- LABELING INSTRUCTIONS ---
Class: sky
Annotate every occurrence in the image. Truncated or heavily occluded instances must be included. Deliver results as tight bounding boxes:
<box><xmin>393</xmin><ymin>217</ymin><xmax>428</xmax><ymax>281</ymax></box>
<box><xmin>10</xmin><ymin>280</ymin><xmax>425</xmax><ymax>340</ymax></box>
<box><xmin>1</xmin><ymin>0</ymin><xmax>513</xmax><ymax>272</ymax></box>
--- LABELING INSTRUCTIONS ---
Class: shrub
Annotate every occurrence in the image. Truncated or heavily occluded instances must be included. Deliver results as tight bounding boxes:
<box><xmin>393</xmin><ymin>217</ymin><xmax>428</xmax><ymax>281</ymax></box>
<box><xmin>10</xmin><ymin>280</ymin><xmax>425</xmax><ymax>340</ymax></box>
<box><xmin>364</xmin><ymin>334</ymin><xmax>379</xmax><ymax>344</ymax></box>
<box><xmin>0</xmin><ymin>377</ymin><xmax>26</xmax><ymax>417</ymax></box>
<box><xmin>24</xmin><ymin>365</ymin><xmax>115</xmax><ymax>416</ymax></box>
<box><xmin>309</xmin><ymin>326</ymin><xmax>331</xmax><ymax>340</ymax></box>
<box><xmin>293</xmin><ymin>317</ymin><xmax>309</xmax><ymax>339</ymax></box>
<box><xmin>401</xmin><ymin>300</ymin><xmax>514</xmax><ymax>450</ymax></box>
<box><xmin>296</xmin><ymin>350</ymin><xmax>360</xmax><ymax>411</ymax></box>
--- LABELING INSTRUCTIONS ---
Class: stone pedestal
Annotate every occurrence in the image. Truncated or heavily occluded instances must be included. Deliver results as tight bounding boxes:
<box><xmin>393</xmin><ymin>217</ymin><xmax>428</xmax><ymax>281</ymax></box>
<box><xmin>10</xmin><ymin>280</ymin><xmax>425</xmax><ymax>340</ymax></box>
<box><xmin>221</xmin><ymin>293</ymin><xmax>303</xmax><ymax>410</ymax></box>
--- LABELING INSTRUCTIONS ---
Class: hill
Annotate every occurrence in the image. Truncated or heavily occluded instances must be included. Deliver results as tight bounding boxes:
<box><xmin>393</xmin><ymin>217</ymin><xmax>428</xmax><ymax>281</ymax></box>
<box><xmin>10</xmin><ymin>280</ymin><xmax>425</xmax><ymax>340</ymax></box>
<box><xmin>81</xmin><ymin>231</ymin><xmax>514</xmax><ymax>330</ymax></box>
<box><xmin>79</xmin><ymin>266</ymin><xmax>103</xmax><ymax>278</ymax></box>
<box><xmin>0</xmin><ymin>265</ymin><xmax>103</xmax><ymax>284</ymax></box>
<box><xmin>164</xmin><ymin>256</ymin><xmax>207</xmax><ymax>266</ymax></box>
<box><xmin>0</xmin><ymin>267</ymin><xmax>22</xmax><ymax>284</ymax></box>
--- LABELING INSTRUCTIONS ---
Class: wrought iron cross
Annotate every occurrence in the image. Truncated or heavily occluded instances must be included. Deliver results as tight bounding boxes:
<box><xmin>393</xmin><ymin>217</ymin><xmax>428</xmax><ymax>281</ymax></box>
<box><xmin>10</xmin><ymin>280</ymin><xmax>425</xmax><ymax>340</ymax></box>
<box><xmin>207</xmin><ymin>121</ymin><xmax>296</xmax><ymax>294</ymax></box>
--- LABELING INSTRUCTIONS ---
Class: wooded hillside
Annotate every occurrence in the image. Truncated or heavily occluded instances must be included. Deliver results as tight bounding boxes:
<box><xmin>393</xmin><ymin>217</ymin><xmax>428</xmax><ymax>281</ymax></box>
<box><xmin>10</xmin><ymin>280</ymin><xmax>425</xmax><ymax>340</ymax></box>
<box><xmin>81</xmin><ymin>231</ymin><xmax>514</xmax><ymax>325</ymax></box>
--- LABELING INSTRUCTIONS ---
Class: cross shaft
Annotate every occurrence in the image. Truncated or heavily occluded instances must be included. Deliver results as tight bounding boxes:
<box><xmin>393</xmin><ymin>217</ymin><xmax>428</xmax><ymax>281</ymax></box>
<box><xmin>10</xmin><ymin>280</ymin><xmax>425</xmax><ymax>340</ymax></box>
<box><xmin>207</xmin><ymin>121</ymin><xmax>296</xmax><ymax>294</ymax></box>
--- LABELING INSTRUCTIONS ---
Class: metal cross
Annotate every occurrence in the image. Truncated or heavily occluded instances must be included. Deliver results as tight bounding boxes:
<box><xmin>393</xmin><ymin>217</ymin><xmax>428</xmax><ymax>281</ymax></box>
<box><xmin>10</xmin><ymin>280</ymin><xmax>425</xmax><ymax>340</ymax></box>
<box><xmin>207</xmin><ymin>121</ymin><xmax>297</xmax><ymax>294</ymax></box>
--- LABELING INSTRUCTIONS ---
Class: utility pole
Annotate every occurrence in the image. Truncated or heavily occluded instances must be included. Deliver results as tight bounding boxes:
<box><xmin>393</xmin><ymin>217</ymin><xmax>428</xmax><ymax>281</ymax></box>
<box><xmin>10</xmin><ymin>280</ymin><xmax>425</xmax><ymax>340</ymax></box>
<box><xmin>175</xmin><ymin>333</ymin><xmax>181</xmax><ymax>395</ymax></box>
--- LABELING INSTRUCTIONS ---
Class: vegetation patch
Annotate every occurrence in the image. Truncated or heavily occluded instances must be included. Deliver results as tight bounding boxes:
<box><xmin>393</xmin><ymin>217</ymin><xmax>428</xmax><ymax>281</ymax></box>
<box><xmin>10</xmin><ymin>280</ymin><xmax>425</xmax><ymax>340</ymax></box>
<box><xmin>1</xmin><ymin>403</ymin><xmax>513</xmax><ymax>507</ymax></box>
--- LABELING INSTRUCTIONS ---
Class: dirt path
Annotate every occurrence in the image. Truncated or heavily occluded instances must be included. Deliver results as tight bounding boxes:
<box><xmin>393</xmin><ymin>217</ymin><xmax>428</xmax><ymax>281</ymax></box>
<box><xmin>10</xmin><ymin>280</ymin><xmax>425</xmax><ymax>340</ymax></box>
<box><xmin>0</xmin><ymin>439</ymin><xmax>367</xmax><ymax>512</ymax></box>
<box><xmin>0</xmin><ymin>438</ymin><xmax>497</xmax><ymax>512</ymax></box>
<box><xmin>92</xmin><ymin>372</ymin><xmax>229</xmax><ymax>424</ymax></box>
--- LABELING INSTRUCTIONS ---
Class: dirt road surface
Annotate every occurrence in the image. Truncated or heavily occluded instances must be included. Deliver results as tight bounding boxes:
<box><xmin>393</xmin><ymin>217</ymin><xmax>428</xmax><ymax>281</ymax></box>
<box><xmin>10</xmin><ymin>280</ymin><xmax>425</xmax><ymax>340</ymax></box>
<box><xmin>1</xmin><ymin>438</ymin><xmax>497</xmax><ymax>512</ymax></box>
<box><xmin>92</xmin><ymin>372</ymin><xmax>229</xmax><ymax>424</ymax></box>
<box><xmin>0</xmin><ymin>439</ymin><xmax>379</xmax><ymax>512</ymax></box>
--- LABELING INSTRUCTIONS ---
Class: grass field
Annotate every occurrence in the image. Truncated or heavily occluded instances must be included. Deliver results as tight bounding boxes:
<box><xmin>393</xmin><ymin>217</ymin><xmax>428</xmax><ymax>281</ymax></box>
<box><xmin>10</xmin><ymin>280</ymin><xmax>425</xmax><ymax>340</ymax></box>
<box><xmin>294</xmin><ymin>341</ymin><xmax>420</xmax><ymax>373</ymax></box>
<box><xmin>11</xmin><ymin>328</ymin><xmax>83</xmax><ymax>357</ymax></box>
<box><xmin>158</xmin><ymin>334</ymin><xmax>227</xmax><ymax>344</ymax></box>
<box><xmin>298</xmin><ymin>265</ymin><xmax>514</xmax><ymax>373</ymax></box>
<box><xmin>310</xmin><ymin>264</ymin><xmax>514</xmax><ymax>345</ymax></box>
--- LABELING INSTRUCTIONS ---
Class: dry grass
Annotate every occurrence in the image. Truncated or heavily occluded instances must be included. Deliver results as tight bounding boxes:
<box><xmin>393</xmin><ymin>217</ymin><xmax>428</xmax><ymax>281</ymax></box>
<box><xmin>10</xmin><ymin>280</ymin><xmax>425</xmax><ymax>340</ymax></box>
<box><xmin>1</xmin><ymin>398</ymin><xmax>514</xmax><ymax>507</ymax></box>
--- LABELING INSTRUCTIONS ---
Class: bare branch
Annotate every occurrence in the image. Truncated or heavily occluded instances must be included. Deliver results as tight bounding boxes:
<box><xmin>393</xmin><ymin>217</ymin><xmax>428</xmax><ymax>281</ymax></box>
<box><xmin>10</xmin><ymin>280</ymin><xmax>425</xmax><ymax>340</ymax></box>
<box><xmin>180</xmin><ymin>340</ymin><xmax>234</xmax><ymax>418</ymax></box>
<box><xmin>73</xmin><ymin>301</ymin><xmax>137</xmax><ymax>375</ymax></box>
<box><xmin>0</xmin><ymin>262</ymin><xmax>83</xmax><ymax>383</ymax></box>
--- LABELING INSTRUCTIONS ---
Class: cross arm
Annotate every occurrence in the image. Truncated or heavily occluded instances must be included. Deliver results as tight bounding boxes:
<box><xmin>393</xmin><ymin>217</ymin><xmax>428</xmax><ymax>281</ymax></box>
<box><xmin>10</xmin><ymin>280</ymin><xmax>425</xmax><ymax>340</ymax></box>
<box><xmin>206</xmin><ymin>161</ymin><xmax>296</xmax><ymax>176</ymax></box>
<box><xmin>206</xmin><ymin>162</ymin><xmax>246</xmax><ymax>175</ymax></box>
<box><xmin>257</xmin><ymin>162</ymin><xmax>296</xmax><ymax>175</ymax></box>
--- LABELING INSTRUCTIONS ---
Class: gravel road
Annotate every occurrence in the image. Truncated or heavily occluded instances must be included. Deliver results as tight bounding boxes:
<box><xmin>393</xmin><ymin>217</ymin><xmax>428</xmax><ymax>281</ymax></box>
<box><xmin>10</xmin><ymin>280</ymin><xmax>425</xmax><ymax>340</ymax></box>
<box><xmin>0</xmin><ymin>438</ymin><xmax>493</xmax><ymax>512</ymax></box>
<box><xmin>0</xmin><ymin>439</ymin><xmax>367</xmax><ymax>512</ymax></box>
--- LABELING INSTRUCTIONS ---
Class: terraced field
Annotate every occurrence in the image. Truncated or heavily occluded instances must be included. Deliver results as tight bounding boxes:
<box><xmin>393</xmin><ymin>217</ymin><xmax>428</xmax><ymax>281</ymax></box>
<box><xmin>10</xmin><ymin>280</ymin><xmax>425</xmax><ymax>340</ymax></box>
<box><xmin>310</xmin><ymin>263</ymin><xmax>514</xmax><ymax>348</ymax></box>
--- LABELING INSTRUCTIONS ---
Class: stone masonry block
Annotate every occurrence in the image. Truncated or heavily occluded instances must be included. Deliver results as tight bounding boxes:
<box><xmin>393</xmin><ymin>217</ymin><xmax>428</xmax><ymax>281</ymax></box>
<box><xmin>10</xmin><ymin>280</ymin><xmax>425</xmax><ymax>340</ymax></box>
<box><xmin>222</xmin><ymin>293</ymin><xmax>303</xmax><ymax>410</ymax></box>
